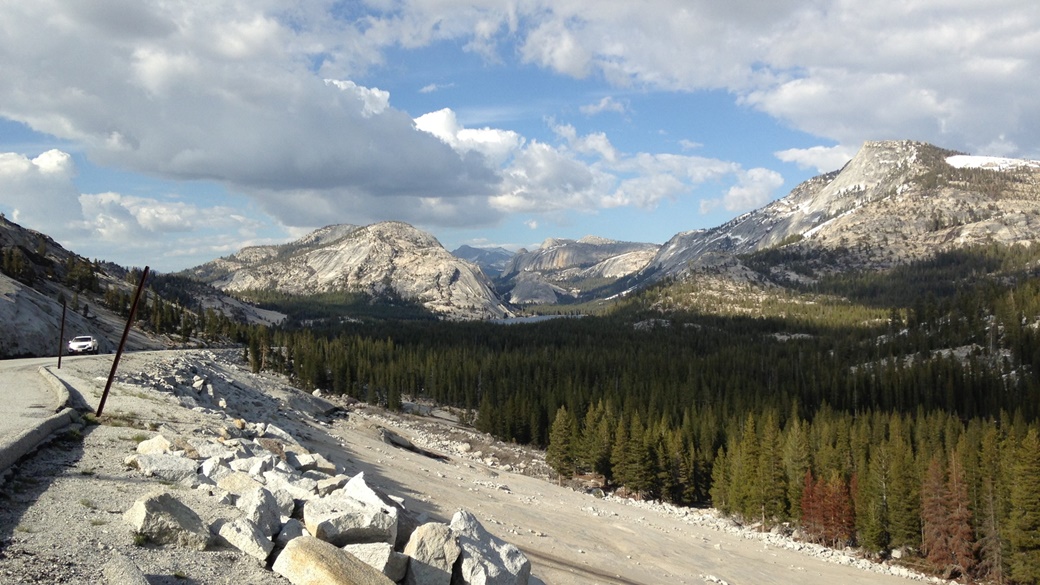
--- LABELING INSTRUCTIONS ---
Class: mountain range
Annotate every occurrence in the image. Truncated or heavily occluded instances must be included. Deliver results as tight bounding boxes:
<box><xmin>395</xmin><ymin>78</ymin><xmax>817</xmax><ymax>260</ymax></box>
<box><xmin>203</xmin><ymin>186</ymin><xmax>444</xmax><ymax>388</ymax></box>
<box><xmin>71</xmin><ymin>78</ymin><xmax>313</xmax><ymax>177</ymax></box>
<box><xmin>3</xmin><ymin>139</ymin><xmax>1040</xmax><ymax>344</ymax></box>
<box><xmin>637</xmin><ymin>140</ymin><xmax>1040</xmax><ymax>284</ymax></box>
<box><xmin>186</xmin><ymin>140</ymin><xmax>1038</xmax><ymax>318</ymax></box>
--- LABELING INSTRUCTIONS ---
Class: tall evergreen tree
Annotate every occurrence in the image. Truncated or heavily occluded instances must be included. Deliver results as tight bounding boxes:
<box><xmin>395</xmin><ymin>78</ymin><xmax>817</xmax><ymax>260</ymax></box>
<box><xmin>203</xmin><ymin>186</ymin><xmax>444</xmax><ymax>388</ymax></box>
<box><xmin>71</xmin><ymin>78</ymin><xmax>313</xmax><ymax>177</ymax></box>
<box><xmin>782</xmin><ymin>415</ymin><xmax>811</xmax><ymax>521</ymax></box>
<box><xmin>546</xmin><ymin>405</ymin><xmax>578</xmax><ymax>482</ymax></box>
<box><xmin>756</xmin><ymin>412</ymin><xmax>786</xmax><ymax>523</ymax></box>
<box><xmin>888</xmin><ymin>419</ymin><xmax>921</xmax><ymax>550</ymax></box>
<box><xmin>922</xmin><ymin>456</ymin><xmax>952</xmax><ymax>569</ymax></box>
<box><xmin>1009</xmin><ymin>429</ymin><xmax>1040</xmax><ymax>584</ymax></box>
<box><xmin>858</xmin><ymin>441</ymin><xmax>892</xmax><ymax>554</ymax></box>
<box><xmin>946</xmin><ymin>454</ymin><xmax>975</xmax><ymax>576</ymax></box>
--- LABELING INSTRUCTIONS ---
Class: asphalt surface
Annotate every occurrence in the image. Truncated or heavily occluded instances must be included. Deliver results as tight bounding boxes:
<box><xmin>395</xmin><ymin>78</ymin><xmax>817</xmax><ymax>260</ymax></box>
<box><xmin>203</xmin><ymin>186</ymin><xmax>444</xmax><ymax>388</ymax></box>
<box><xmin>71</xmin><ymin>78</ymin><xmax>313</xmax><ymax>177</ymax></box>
<box><xmin>0</xmin><ymin>355</ymin><xmax>82</xmax><ymax>477</ymax></box>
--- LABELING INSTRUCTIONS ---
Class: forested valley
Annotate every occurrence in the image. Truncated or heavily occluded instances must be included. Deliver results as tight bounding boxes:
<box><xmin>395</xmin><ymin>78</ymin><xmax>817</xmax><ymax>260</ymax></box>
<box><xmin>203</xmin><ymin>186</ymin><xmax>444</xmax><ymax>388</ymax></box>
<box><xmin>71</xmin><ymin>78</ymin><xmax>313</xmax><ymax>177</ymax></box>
<box><xmin>241</xmin><ymin>243</ymin><xmax>1040</xmax><ymax>583</ymax></box>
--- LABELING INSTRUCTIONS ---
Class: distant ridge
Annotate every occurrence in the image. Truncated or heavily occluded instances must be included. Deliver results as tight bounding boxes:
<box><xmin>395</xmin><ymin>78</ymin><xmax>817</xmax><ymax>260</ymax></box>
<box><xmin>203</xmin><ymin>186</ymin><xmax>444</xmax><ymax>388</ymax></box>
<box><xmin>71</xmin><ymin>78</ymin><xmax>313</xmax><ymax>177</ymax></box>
<box><xmin>187</xmin><ymin>221</ymin><xmax>512</xmax><ymax>320</ymax></box>
<box><xmin>637</xmin><ymin>140</ymin><xmax>1040</xmax><ymax>284</ymax></box>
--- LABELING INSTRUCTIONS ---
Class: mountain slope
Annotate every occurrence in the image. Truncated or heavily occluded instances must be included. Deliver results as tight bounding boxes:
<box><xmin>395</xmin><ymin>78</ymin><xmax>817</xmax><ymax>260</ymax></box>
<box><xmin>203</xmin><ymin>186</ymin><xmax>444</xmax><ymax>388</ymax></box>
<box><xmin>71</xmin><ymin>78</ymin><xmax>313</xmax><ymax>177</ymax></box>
<box><xmin>499</xmin><ymin>236</ymin><xmax>659</xmax><ymax>304</ymax></box>
<box><xmin>188</xmin><ymin>222</ymin><xmax>512</xmax><ymax>320</ymax></box>
<box><xmin>641</xmin><ymin>140</ymin><xmax>1040</xmax><ymax>284</ymax></box>
<box><xmin>0</xmin><ymin>216</ymin><xmax>165</xmax><ymax>357</ymax></box>
<box><xmin>452</xmin><ymin>245</ymin><xmax>513</xmax><ymax>278</ymax></box>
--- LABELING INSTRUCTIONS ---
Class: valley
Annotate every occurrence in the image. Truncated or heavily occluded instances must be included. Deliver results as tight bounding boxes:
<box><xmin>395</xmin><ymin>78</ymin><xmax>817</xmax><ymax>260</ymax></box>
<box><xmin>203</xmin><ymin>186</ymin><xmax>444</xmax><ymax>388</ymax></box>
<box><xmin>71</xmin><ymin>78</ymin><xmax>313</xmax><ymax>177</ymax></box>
<box><xmin>3</xmin><ymin>140</ymin><xmax>1040</xmax><ymax>583</ymax></box>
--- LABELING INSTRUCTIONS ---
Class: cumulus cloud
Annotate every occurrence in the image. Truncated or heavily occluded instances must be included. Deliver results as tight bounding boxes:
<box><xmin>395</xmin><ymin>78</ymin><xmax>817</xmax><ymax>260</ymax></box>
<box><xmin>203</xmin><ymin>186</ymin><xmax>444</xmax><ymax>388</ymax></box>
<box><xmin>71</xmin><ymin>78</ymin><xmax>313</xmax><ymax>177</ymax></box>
<box><xmin>775</xmin><ymin>145</ymin><xmax>856</xmax><ymax>174</ymax></box>
<box><xmin>415</xmin><ymin>108</ymin><xmax>523</xmax><ymax>167</ymax></box>
<box><xmin>0</xmin><ymin>150</ymin><xmax>82</xmax><ymax>231</ymax></box>
<box><xmin>580</xmin><ymin>96</ymin><xmax>627</xmax><ymax>116</ymax></box>
<box><xmin>700</xmin><ymin>168</ymin><xmax>785</xmax><ymax>214</ymax></box>
<box><xmin>73</xmin><ymin>192</ymin><xmax>272</xmax><ymax>269</ymax></box>
<box><xmin>0</xmin><ymin>0</ymin><xmax>501</xmax><ymax>230</ymax></box>
<box><xmin>5</xmin><ymin>0</ymin><xmax>1035</xmax><ymax>267</ymax></box>
<box><xmin>345</xmin><ymin>0</ymin><xmax>1040</xmax><ymax>157</ymax></box>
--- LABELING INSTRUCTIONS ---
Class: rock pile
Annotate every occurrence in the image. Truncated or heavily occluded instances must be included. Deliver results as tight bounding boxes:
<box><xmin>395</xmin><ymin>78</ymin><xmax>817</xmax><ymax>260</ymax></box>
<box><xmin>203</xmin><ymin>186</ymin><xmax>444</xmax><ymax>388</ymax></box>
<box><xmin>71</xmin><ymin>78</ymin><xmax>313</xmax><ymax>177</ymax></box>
<box><xmin>121</xmin><ymin>419</ymin><xmax>533</xmax><ymax>585</ymax></box>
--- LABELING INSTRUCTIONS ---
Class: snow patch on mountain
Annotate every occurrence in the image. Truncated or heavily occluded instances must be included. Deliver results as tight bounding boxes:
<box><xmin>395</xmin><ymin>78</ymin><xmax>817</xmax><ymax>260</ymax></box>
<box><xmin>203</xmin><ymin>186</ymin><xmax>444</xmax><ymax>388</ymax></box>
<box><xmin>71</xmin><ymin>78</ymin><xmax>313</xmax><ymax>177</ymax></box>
<box><xmin>946</xmin><ymin>155</ymin><xmax>1040</xmax><ymax>171</ymax></box>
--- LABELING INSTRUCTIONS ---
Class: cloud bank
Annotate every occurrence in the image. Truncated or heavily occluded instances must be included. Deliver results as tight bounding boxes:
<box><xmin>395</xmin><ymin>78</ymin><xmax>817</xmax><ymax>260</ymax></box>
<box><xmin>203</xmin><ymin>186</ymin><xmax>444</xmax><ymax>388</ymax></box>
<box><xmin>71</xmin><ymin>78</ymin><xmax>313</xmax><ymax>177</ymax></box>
<box><xmin>1</xmin><ymin>0</ymin><xmax>1037</xmax><ymax>268</ymax></box>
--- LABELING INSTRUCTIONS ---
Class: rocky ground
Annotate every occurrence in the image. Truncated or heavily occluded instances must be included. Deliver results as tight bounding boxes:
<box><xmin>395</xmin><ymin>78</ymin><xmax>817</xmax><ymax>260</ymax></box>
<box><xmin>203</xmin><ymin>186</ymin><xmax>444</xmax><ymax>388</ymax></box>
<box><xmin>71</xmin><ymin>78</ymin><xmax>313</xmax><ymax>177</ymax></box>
<box><xmin>0</xmin><ymin>349</ymin><xmax>949</xmax><ymax>584</ymax></box>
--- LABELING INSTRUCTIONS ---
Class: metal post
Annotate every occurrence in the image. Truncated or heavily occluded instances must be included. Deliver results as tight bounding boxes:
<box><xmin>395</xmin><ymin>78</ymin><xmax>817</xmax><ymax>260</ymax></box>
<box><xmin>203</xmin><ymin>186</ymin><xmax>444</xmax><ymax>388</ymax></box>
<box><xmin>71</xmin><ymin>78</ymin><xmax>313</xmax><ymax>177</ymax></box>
<box><xmin>96</xmin><ymin>266</ymin><xmax>149</xmax><ymax>417</ymax></box>
<box><xmin>58</xmin><ymin>300</ymin><xmax>66</xmax><ymax>369</ymax></box>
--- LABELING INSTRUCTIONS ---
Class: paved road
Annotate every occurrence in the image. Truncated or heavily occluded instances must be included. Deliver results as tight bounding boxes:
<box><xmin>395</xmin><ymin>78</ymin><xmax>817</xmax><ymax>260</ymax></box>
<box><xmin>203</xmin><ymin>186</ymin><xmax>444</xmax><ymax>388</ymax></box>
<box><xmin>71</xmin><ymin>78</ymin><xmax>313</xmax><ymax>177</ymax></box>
<box><xmin>0</xmin><ymin>357</ymin><xmax>59</xmax><ymax>439</ymax></box>
<box><xmin>0</xmin><ymin>355</ymin><xmax>83</xmax><ymax>474</ymax></box>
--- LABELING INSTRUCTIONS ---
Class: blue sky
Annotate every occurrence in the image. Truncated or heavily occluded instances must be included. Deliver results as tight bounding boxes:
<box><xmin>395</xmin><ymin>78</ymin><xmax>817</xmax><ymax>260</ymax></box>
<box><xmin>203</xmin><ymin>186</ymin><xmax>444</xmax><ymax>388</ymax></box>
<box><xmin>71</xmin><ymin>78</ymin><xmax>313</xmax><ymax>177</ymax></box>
<box><xmin>2</xmin><ymin>1</ymin><xmax>1039</xmax><ymax>272</ymax></box>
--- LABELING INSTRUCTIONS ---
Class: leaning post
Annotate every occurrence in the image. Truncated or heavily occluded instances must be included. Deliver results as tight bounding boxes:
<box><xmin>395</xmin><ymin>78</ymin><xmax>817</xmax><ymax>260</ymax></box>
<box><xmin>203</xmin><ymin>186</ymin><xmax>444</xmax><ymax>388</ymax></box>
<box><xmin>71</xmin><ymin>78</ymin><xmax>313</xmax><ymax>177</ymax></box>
<box><xmin>96</xmin><ymin>266</ymin><xmax>149</xmax><ymax>417</ymax></box>
<box><xmin>57</xmin><ymin>300</ymin><xmax>66</xmax><ymax>369</ymax></box>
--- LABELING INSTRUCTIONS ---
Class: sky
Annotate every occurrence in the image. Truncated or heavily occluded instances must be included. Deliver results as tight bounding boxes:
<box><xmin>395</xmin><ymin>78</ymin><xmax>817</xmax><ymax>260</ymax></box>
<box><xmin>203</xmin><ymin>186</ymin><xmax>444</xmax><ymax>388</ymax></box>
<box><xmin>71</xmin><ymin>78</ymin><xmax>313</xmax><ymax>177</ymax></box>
<box><xmin>2</xmin><ymin>1</ymin><xmax>1039</xmax><ymax>273</ymax></box>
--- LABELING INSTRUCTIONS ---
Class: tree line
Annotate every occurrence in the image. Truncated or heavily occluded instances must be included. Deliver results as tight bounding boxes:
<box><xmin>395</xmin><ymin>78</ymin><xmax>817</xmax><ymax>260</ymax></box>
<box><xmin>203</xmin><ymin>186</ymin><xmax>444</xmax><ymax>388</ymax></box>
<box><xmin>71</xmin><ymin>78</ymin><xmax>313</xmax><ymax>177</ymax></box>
<box><xmin>241</xmin><ymin>243</ymin><xmax>1040</xmax><ymax>582</ymax></box>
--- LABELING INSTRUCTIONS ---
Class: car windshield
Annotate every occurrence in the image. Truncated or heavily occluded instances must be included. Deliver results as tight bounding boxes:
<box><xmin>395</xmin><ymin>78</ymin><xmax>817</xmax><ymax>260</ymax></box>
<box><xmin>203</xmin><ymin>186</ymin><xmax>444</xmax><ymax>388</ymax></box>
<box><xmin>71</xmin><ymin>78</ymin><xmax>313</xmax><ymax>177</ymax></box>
<box><xmin>73</xmin><ymin>336</ymin><xmax>92</xmax><ymax>342</ymax></box>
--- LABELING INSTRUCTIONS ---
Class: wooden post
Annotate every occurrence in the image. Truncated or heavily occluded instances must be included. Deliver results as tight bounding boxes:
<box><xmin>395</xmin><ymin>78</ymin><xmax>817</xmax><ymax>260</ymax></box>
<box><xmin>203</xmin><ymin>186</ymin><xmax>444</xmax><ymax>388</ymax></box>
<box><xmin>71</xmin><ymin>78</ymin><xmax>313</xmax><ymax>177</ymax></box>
<box><xmin>58</xmin><ymin>300</ymin><xmax>66</xmax><ymax>369</ymax></box>
<box><xmin>96</xmin><ymin>266</ymin><xmax>149</xmax><ymax>417</ymax></box>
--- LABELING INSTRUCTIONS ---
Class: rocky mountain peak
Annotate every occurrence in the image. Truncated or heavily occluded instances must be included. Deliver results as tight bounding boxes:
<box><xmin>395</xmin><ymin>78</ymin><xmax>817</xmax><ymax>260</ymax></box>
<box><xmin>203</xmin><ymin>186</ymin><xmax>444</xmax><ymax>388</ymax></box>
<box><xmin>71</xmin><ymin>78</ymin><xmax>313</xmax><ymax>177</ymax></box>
<box><xmin>642</xmin><ymin>139</ymin><xmax>1036</xmax><ymax>282</ymax></box>
<box><xmin>188</xmin><ymin>222</ymin><xmax>511</xmax><ymax>320</ymax></box>
<box><xmin>498</xmin><ymin>235</ymin><xmax>659</xmax><ymax>305</ymax></box>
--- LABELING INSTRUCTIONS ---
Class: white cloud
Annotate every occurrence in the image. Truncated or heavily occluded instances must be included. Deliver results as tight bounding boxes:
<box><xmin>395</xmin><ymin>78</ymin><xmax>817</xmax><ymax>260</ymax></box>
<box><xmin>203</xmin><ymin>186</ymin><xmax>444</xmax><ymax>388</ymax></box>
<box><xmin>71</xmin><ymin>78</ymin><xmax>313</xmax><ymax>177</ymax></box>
<box><xmin>415</xmin><ymin>108</ymin><xmax>523</xmax><ymax>167</ymax></box>
<box><xmin>5</xmin><ymin>0</ymin><xmax>1036</xmax><ymax>266</ymax></box>
<box><xmin>0</xmin><ymin>1</ymin><xmax>501</xmax><ymax>229</ymax></box>
<box><xmin>419</xmin><ymin>82</ymin><xmax>454</xmax><ymax>93</ymax></box>
<box><xmin>724</xmin><ymin>168</ymin><xmax>785</xmax><ymax>211</ymax></box>
<box><xmin>340</xmin><ymin>0</ymin><xmax>1040</xmax><ymax>157</ymax></box>
<box><xmin>73</xmin><ymin>191</ymin><xmax>274</xmax><ymax>270</ymax></box>
<box><xmin>580</xmin><ymin>96</ymin><xmax>627</xmax><ymax>116</ymax></box>
<box><xmin>700</xmin><ymin>168</ymin><xmax>784</xmax><ymax>214</ymax></box>
<box><xmin>324</xmin><ymin>80</ymin><xmax>391</xmax><ymax>117</ymax></box>
<box><xmin>775</xmin><ymin>145</ymin><xmax>856</xmax><ymax>174</ymax></box>
<box><xmin>0</xmin><ymin>150</ymin><xmax>82</xmax><ymax>230</ymax></box>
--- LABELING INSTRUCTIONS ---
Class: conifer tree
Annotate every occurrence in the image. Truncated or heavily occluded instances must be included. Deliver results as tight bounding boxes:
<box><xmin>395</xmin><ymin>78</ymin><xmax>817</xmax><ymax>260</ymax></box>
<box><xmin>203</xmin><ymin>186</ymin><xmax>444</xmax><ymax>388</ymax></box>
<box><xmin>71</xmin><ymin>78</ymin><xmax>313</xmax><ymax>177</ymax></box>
<box><xmin>946</xmin><ymin>454</ymin><xmax>975</xmax><ymax>576</ymax></box>
<box><xmin>887</xmin><ymin>419</ymin><xmax>921</xmax><ymax>550</ymax></box>
<box><xmin>578</xmin><ymin>401</ymin><xmax>615</xmax><ymax>479</ymax></box>
<box><xmin>858</xmin><ymin>442</ymin><xmax>892</xmax><ymax>554</ymax></box>
<box><xmin>1009</xmin><ymin>429</ymin><xmax>1040</xmax><ymax>584</ymax></box>
<box><xmin>821</xmin><ymin>471</ymin><xmax>854</xmax><ymax>548</ymax></box>
<box><xmin>731</xmin><ymin>413</ymin><xmax>759</xmax><ymax>519</ymax></box>
<box><xmin>756</xmin><ymin>412</ymin><xmax>786</xmax><ymax>523</ymax></box>
<box><xmin>922</xmin><ymin>456</ymin><xmax>952</xmax><ymax>569</ymax></box>
<box><xmin>547</xmin><ymin>405</ymin><xmax>578</xmax><ymax>482</ymax></box>
<box><xmin>782</xmin><ymin>416</ymin><xmax>811</xmax><ymax>520</ymax></box>
<box><xmin>710</xmin><ymin>445</ymin><xmax>732</xmax><ymax>514</ymax></box>
<box><xmin>610</xmin><ymin>414</ymin><xmax>633</xmax><ymax>490</ymax></box>
<box><xmin>976</xmin><ymin>477</ymin><xmax>1006</xmax><ymax>584</ymax></box>
<box><xmin>800</xmin><ymin>470</ymin><xmax>821</xmax><ymax>541</ymax></box>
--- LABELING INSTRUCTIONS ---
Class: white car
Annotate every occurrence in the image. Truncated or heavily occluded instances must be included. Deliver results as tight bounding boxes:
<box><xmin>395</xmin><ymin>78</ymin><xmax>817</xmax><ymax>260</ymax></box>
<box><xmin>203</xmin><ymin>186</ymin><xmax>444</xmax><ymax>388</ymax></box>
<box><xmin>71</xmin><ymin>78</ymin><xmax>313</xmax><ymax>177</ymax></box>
<box><xmin>67</xmin><ymin>335</ymin><xmax>99</xmax><ymax>355</ymax></box>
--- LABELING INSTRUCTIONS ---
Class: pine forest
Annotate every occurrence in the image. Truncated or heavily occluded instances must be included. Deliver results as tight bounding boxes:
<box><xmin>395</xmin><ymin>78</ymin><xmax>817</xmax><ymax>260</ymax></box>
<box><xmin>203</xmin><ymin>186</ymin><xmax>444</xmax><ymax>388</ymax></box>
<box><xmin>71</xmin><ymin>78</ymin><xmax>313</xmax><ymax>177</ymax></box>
<box><xmin>240</xmin><ymin>243</ymin><xmax>1040</xmax><ymax>583</ymax></box>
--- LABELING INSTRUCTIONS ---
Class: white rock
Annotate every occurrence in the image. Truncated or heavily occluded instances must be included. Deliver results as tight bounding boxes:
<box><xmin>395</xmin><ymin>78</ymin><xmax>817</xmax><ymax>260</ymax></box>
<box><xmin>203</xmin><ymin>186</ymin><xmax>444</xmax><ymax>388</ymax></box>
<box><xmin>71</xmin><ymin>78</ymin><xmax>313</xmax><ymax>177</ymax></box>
<box><xmin>263</xmin><ymin>468</ymin><xmax>318</xmax><ymax>502</ymax></box>
<box><xmin>123</xmin><ymin>491</ymin><xmax>211</xmax><ymax>551</ymax></box>
<box><xmin>135</xmin><ymin>434</ymin><xmax>173</xmax><ymax>455</ymax></box>
<box><xmin>218</xmin><ymin>518</ymin><xmax>274</xmax><ymax>563</ymax></box>
<box><xmin>200</xmin><ymin>457</ymin><xmax>233</xmax><ymax>482</ymax></box>
<box><xmin>403</xmin><ymin>522</ymin><xmax>459</xmax><ymax>585</ymax></box>
<box><xmin>216</xmin><ymin>470</ymin><xmax>266</xmax><ymax>498</ymax></box>
<box><xmin>276</xmin><ymin>518</ymin><xmax>306</xmax><ymax>548</ymax></box>
<box><xmin>237</xmin><ymin>486</ymin><xmax>282</xmax><ymax>539</ymax></box>
<box><xmin>125</xmin><ymin>453</ymin><xmax>198</xmax><ymax>484</ymax></box>
<box><xmin>343</xmin><ymin>542</ymin><xmax>408</xmax><ymax>582</ymax></box>
<box><xmin>303</xmin><ymin>495</ymin><xmax>398</xmax><ymax>547</ymax></box>
<box><xmin>272</xmin><ymin>535</ymin><xmax>394</xmax><ymax>585</ymax></box>
<box><xmin>450</xmin><ymin>510</ymin><xmax>531</xmax><ymax>585</ymax></box>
